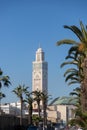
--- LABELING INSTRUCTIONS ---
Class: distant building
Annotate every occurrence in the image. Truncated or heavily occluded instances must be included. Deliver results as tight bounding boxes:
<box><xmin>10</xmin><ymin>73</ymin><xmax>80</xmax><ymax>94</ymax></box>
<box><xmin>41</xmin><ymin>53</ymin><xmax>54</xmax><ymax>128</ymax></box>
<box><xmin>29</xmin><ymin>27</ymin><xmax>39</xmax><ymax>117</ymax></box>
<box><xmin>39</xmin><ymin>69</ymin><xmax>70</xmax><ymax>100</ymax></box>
<box><xmin>1</xmin><ymin>101</ymin><xmax>26</xmax><ymax>116</ymax></box>
<box><xmin>1</xmin><ymin>103</ymin><xmax>16</xmax><ymax>115</ymax></box>
<box><xmin>32</xmin><ymin>47</ymin><xmax>48</xmax><ymax>109</ymax></box>
<box><xmin>1</xmin><ymin>96</ymin><xmax>77</xmax><ymax>124</ymax></box>
<box><xmin>47</xmin><ymin>96</ymin><xmax>77</xmax><ymax>124</ymax></box>
<box><xmin>31</xmin><ymin>48</ymin><xmax>76</xmax><ymax>124</ymax></box>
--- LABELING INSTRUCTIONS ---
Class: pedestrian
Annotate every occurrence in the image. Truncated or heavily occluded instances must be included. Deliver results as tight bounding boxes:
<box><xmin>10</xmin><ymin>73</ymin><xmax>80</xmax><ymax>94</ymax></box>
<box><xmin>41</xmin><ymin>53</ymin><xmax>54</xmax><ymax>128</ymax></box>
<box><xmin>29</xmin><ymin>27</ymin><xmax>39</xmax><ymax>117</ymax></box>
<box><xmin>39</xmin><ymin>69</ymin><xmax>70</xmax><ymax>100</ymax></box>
<box><xmin>77</xmin><ymin>126</ymin><xmax>83</xmax><ymax>130</ymax></box>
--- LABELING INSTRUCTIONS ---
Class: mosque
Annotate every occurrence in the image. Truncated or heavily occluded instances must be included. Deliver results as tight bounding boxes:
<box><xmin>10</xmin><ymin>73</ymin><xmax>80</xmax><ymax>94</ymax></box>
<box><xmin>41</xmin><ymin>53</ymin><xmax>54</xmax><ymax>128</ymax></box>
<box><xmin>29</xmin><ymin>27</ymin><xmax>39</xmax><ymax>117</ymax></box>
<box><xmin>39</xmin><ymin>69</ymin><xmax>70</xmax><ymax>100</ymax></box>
<box><xmin>0</xmin><ymin>47</ymin><xmax>77</xmax><ymax>128</ymax></box>
<box><xmin>32</xmin><ymin>47</ymin><xmax>76</xmax><ymax>124</ymax></box>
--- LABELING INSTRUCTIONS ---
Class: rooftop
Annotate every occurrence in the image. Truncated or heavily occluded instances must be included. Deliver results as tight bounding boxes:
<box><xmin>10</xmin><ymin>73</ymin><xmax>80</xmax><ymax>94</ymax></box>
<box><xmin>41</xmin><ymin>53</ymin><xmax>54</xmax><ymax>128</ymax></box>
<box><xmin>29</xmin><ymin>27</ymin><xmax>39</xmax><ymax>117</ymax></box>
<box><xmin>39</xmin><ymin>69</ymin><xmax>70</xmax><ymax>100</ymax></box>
<box><xmin>49</xmin><ymin>96</ymin><xmax>77</xmax><ymax>106</ymax></box>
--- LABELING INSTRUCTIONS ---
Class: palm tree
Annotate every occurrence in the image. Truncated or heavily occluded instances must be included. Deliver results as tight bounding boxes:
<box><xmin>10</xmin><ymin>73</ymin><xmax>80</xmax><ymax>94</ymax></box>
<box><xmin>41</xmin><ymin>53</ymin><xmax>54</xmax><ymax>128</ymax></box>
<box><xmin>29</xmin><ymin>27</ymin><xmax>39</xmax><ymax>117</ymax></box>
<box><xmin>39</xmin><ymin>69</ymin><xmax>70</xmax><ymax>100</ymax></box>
<box><xmin>32</xmin><ymin>90</ymin><xmax>41</xmax><ymax>118</ymax></box>
<box><xmin>69</xmin><ymin>87</ymin><xmax>82</xmax><ymax>111</ymax></box>
<box><xmin>0</xmin><ymin>68</ymin><xmax>11</xmax><ymax>114</ymax></box>
<box><xmin>69</xmin><ymin>109</ymin><xmax>87</xmax><ymax>129</ymax></box>
<box><xmin>57</xmin><ymin>21</ymin><xmax>87</xmax><ymax>50</ymax></box>
<box><xmin>0</xmin><ymin>92</ymin><xmax>5</xmax><ymax>114</ymax></box>
<box><xmin>13</xmin><ymin>84</ymin><xmax>29</xmax><ymax>125</ymax></box>
<box><xmin>61</xmin><ymin>50</ymin><xmax>84</xmax><ymax>86</ymax></box>
<box><xmin>0</xmin><ymin>69</ymin><xmax>11</xmax><ymax>88</ymax></box>
<box><xmin>40</xmin><ymin>91</ymin><xmax>49</xmax><ymax>128</ymax></box>
<box><xmin>0</xmin><ymin>92</ymin><xmax>5</xmax><ymax>100</ymax></box>
<box><xmin>69</xmin><ymin>88</ymin><xmax>87</xmax><ymax>129</ymax></box>
<box><xmin>56</xmin><ymin>21</ymin><xmax>87</xmax><ymax>112</ymax></box>
<box><xmin>24</xmin><ymin>92</ymin><xmax>33</xmax><ymax>125</ymax></box>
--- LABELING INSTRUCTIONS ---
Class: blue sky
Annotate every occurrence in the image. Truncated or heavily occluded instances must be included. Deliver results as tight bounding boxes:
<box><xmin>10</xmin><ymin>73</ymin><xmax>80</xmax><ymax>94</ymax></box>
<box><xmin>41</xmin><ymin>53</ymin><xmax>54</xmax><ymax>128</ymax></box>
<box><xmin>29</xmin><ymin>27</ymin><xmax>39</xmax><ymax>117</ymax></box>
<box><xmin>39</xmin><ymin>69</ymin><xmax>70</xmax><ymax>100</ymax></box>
<box><xmin>0</xmin><ymin>0</ymin><xmax>87</xmax><ymax>103</ymax></box>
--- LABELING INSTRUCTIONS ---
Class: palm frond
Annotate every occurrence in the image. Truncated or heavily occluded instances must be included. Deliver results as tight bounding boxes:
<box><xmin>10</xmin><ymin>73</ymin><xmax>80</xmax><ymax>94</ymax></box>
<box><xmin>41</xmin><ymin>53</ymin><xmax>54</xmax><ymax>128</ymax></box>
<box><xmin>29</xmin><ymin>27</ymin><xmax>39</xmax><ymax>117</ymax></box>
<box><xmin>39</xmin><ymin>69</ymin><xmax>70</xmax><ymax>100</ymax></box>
<box><xmin>68</xmin><ymin>81</ymin><xmax>80</xmax><ymax>86</ymax></box>
<box><xmin>68</xmin><ymin>46</ymin><xmax>78</xmax><ymax>55</ymax></box>
<box><xmin>64</xmin><ymin>25</ymin><xmax>84</xmax><ymax>42</ymax></box>
<box><xmin>0</xmin><ymin>92</ymin><xmax>6</xmax><ymax>100</ymax></box>
<box><xmin>65</xmin><ymin>55</ymin><xmax>75</xmax><ymax>60</ymax></box>
<box><xmin>60</xmin><ymin>60</ymin><xmax>78</xmax><ymax>68</ymax></box>
<box><xmin>70</xmin><ymin>92</ymin><xmax>78</xmax><ymax>96</ymax></box>
<box><xmin>80</xmin><ymin>21</ymin><xmax>87</xmax><ymax>43</ymax></box>
<box><xmin>56</xmin><ymin>39</ymin><xmax>78</xmax><ymax>46</ymax></box>
<box><xmin>64</xmin><ymin>68</ymin><xmax>78</xmax><ymax>77</ymax></box>
<box><xmin>65</xmin><ymin>72</ymin><xmax>78</xmax><ymax>80</ymax></box>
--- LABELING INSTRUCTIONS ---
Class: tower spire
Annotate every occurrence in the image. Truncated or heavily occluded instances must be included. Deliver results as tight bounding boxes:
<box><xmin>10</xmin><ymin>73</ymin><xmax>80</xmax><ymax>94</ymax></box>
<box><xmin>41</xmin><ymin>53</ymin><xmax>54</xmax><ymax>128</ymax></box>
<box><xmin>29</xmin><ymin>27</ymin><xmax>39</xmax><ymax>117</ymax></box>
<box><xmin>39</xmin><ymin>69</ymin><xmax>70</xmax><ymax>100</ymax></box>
<box><xmin>39</xmin><ymin>43</ymin><xmax>41</xmax><ymax>48</ymax></box>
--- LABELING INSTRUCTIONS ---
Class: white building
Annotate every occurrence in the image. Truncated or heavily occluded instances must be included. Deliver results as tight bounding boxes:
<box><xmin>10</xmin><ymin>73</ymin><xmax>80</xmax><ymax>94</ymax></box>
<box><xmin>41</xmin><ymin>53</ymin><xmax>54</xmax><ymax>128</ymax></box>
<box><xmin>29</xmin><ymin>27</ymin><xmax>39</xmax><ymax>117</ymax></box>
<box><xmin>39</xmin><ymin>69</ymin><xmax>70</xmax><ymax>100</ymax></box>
<box><xmin>32</xmin><ymin>47</ymin><xmax>48</xmax><ymax>109</ymax></box>
<box><xmin>1</xmin><ymin>101</ymin><xmax>26</xmax><ymax>116</ymax></box>
<box><xmin>1</xmin><ymin>103</ymin><xmax>15</xmax><ymax>115</ymax></box>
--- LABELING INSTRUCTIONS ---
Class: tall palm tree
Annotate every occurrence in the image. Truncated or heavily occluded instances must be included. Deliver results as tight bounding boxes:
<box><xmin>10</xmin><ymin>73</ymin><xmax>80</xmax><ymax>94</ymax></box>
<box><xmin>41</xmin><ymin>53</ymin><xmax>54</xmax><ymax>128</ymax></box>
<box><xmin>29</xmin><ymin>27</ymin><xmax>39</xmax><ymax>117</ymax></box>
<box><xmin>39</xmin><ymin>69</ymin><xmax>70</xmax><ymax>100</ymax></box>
<box><xmin>24</xmin><ymin>92</ymin><xmax>33</xmax><ymax>125</ymax></box>
<box><xmin>32</xmin><ymin>90</ymin><xmax>41</xmax><ymax>118</ymax></box>
<box><xmin>0</xmin><ymin>68</ymin><xmax>11</xmax><ymax>114</ymax></box>
<box><xmin>40</xmin><ymin>91</ymin><xmax>49</xmax><ymax>128</ymax></box>
<box><xmin>56</xmin><ymin>21</ymin><xmax>87</xmax><ymax>112</ymax></box>
<box><xmin>13</xmin><ymin>84</ymin><xmax>29</xmax><ymax>125</ymax></box>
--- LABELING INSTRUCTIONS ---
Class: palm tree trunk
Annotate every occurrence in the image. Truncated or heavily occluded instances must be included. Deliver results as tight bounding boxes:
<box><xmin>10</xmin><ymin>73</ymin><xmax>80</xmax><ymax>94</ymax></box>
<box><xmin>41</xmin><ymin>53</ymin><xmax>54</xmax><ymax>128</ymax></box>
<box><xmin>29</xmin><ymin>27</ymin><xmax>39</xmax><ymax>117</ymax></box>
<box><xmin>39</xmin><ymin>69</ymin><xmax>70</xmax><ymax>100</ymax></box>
<box><xmin>81</xmin><ymin>82</ymin><xmax>87</xmax><ymax>112</ymax></box>
<box><xmin>0</xmin><ymin>98</ymin><xmax>1</xmax><ymax>115</ymax></box>
<box><xmin>43</xmin><ymin>103</ymin><xmax>47</xmax><ymax>129</ymax></box>
<box><xmin>0</xmin><ymin>88</ymin><xmax>1</xmax><ymax>115</ymax></box>
<box><xmin>37</xmin><ymin>101</ymin><xmax>40</xmax><ymax>118</ymax></box>
<box><xmin>81</xmin><ymin>57</ymin><xmax>87</xmax><ymax>112</ymax></box>
<box><xmin>20</xmin><ymin>98</ymin><xmax>23</xmax><ymax>126</ymax></box>
<box><xmin>28</xmin><ymin>105</ymin><xmax>32</xmax><ymax>125</ymax></box>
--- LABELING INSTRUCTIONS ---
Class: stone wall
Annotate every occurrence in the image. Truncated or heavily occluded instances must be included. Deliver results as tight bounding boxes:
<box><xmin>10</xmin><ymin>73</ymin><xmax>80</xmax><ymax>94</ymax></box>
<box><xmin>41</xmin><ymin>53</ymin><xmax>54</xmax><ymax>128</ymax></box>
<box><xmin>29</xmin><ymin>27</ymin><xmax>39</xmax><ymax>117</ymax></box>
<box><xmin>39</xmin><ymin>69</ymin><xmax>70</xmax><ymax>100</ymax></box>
<box><xmin>0</xmin><ymin>115</ymin><xmax>28</xmax><ymax>130</ymax></box>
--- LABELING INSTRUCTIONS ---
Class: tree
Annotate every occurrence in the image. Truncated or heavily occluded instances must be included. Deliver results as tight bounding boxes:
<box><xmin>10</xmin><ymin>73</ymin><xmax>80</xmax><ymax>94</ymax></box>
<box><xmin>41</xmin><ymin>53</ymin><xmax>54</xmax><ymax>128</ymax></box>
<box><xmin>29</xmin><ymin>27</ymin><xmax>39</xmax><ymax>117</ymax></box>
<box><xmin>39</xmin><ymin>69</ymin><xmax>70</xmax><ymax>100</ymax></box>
<box><xmin>32</xmin><ymin>90</ymin><xmax>41</xmax><ymax>118</ymax></box>
<box><xmin>13</xmin><ymin>84</ymin><xmax>29</xmax><ymax>125</ymax></box>
<box><xmin>40</xmin><ymin>91</ymin><xmax>49</xmax><ymax>128</ymax></box>
<box><xmin>0</xmin><ymin>69</ymin><xmax>11</xmax><ymax>88</ymax></box>
<box><xmin>69</xmin><ymin>88</ymin><xmax>87</xmax><ymax>129</ymax></box>
<box><xmin>61</xmin><ymin>53</ymin><xmax>83</xmax><ymax>86</ymax></box>
<box><xmin>0</xmin><ymin>92</ymin><xmax>5</xmax><ymax>100</ymax></box>
<box><xmin>56</xmin><ymin>21</ymin><xmax>87</xmax><ymax>112</ymax></box>
<box><xmin>0</xmin><ymin>92</ymin><xmax>5</xmax><ymax>114</ymax></box>
<box><xmin>0</xmin><ymin>68</ymin><xmax>11</xmax><ymax>114</ymax></box>
<box><xmin>24</xmin><ymin>92</ymin><xmax>33</xmax><ymax>125</ymax></box>
<box><xmin>69</xmin><ymin>87</ymin><xmax>82</xmax><ymax>112</ymax></box>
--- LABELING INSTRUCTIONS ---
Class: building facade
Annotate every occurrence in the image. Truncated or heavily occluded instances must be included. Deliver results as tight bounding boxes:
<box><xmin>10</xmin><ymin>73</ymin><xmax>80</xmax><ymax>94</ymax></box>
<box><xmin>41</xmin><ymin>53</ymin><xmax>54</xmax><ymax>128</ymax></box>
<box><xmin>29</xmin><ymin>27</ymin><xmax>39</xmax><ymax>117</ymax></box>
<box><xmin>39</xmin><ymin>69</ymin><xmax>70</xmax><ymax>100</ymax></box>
<box><xmin>1</xmin><ymin>101</ymin><xmax>26</xmax><ymax>116</ymax></box>
<box><xmin>47</xmin><ymin>96</ymin><xmax>76</xmax><ymax>124</ymax></box>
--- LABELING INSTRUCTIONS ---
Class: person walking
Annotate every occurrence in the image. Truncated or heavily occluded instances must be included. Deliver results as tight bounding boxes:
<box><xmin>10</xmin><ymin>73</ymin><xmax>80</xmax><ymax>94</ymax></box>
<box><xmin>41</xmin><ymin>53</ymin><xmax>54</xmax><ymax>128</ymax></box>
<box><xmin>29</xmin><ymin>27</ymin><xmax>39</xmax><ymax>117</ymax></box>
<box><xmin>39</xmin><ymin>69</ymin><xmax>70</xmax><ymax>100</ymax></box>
<box><xmin>78</xmin><ymin>127</ymin><xmax>82</xmax><ymax>130</ymax></box>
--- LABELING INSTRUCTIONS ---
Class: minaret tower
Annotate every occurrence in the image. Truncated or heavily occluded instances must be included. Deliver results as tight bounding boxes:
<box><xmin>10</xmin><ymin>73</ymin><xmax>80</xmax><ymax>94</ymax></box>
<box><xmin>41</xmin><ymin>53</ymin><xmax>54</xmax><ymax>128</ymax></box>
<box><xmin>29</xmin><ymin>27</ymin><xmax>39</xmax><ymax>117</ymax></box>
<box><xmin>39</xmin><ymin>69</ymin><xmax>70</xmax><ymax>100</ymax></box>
<box><xmin>32</xmin><ymin>47</ymin><xmax>48</xmax><ymax>93</ymax></box>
